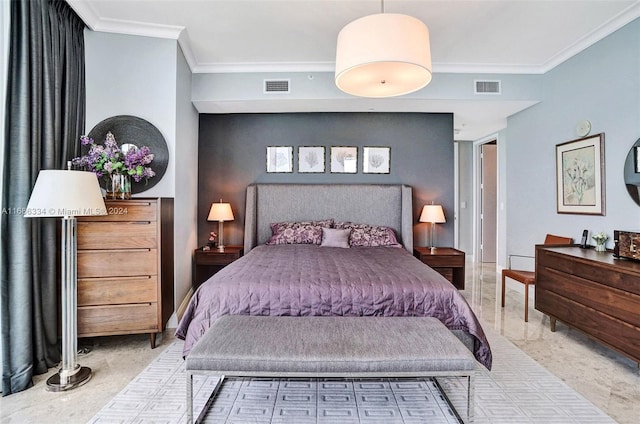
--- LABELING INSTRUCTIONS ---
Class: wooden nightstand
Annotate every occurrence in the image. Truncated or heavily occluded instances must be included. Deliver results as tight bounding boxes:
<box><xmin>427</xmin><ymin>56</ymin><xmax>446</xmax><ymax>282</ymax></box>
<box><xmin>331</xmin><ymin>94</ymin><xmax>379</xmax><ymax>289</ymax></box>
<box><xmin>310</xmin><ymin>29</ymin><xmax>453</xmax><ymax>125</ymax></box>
<box><xmin>414</xmin><ymin>247</ymin><xmax>465</xmax><ymax>290</ymax></box>
<box><xmin>193</xmin><ymin>245</ymin><xmax>243</xmax><ymax>289</ymax></box>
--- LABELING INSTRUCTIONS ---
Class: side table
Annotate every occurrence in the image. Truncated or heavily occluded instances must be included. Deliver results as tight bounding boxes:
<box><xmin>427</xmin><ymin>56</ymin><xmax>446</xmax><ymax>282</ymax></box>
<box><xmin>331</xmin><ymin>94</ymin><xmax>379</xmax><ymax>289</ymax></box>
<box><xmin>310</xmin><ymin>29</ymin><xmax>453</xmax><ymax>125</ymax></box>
<box><xmin>414</xmin><ymin>247</ymin><xmax>466</xmax><ymax>290</ymax></box>
<box><xmin>193</xmin><ymin>245</ymin><xmax>243</xmax><ymax>289</ymax></box>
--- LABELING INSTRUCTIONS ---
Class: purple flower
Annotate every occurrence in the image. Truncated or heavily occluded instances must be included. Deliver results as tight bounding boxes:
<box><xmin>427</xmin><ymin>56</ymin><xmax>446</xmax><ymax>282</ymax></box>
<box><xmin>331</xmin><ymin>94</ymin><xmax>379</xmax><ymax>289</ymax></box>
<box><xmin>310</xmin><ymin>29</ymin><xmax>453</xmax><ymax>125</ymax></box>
<box><xmin>71</xmin><ymin>131</ymin><xmax>155</xmax><ymax>185</ymax></box>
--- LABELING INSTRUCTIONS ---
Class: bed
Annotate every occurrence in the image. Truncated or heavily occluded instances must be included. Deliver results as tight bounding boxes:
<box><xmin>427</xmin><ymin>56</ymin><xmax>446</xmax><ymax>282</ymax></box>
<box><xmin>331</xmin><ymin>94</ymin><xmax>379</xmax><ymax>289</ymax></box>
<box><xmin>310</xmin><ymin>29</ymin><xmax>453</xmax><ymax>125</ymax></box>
<box><xmin>176</xmin><ymin>184</ymin><xmax>492</xmax><ymax>369</ymax></box>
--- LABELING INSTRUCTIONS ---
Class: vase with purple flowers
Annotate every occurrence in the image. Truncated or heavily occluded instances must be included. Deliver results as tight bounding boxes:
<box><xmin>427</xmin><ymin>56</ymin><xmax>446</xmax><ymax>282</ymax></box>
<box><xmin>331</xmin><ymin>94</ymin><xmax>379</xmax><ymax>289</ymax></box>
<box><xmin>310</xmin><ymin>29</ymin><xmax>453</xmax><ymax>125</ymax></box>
<box><xmin>71</xmin><ymin>131</ymin><xmax>155</xmax><ymax>199</ymax></box>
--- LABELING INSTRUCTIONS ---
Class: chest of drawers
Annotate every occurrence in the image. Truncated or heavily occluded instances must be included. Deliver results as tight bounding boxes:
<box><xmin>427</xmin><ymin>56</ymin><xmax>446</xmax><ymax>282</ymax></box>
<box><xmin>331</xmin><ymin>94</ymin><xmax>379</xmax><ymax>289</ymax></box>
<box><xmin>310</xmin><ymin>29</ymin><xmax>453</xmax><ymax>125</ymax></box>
<box><xmin>76</xmin><ymin>198</ymin><xmax>174</xmax><ymax>348</ymax></box>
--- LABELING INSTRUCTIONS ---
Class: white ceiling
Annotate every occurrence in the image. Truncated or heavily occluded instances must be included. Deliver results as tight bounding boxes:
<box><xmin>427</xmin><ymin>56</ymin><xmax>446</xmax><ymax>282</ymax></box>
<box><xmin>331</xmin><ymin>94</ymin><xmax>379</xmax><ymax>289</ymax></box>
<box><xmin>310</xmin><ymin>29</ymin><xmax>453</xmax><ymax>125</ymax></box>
<box><xmin>67</xmin><ymin>0</ymin><xmax>640</xmax><ymax>140</ymax></box>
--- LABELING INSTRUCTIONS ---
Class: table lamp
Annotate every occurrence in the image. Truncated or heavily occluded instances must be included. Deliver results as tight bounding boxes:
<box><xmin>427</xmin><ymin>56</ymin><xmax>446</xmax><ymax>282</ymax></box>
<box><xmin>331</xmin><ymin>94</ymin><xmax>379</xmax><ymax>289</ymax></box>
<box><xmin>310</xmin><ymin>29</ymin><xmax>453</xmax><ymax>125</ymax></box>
<box><xmin>207</xmin><ymin>200</ymin><xmax>234</xmax><ymax>252</ymax></box>
<box><xmin>419</xmin><ymin>204</ymin><xmax>446</xmax><ymax>250</ymax></box>
<box><xmin>25</xmin><ymin>169</ymin><xmax>106</xmax><ymax>391</ymax></box>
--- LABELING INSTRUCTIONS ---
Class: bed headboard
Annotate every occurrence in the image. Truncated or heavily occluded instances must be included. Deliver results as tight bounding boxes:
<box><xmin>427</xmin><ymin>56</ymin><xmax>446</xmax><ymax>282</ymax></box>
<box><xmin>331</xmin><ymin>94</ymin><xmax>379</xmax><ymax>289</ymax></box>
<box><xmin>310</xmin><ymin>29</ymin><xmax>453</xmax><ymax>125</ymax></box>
<box><xmin>244</xmin><ymin>184</ymin><xmax>413</xmax><ymax>253</ymax></box>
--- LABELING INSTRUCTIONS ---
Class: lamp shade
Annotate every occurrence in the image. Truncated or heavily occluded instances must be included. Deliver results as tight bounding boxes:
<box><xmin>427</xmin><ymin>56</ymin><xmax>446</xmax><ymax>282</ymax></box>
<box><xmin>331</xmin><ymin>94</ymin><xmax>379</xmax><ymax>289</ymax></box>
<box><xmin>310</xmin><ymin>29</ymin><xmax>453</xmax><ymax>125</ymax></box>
<box><xmin>335</xmin><ymin>13</ymin><xmax>432</xmax><ymax>98</ymax></box>
<box><xmin>207</xmin><ymin>202</ymin><xmax>234</xmax><ymax>222</ymax></box>
<box><xmin>25</xmin><ymin>170</ymin><xmax>106</xmax><ymax>218</ymax></box>
<box><xmin>419</xmin><ymin>204</ymin><xmax>445</xmax><ymax>223</ymax></box>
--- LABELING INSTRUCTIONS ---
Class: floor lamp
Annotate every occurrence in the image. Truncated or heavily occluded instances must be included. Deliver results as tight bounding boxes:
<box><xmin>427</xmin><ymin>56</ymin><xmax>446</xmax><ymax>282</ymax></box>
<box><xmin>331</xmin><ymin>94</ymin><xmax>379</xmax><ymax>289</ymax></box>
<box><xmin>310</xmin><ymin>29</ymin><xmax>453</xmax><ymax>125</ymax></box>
<box><xmin>25</xmin><ymin>169</ymin><xmax>106</xmax><ymax>391</ymax></box>
<box><xmin>419</xmin><ymin>204</ymin><xmax>446</xmax><ymax>251</ymax></box>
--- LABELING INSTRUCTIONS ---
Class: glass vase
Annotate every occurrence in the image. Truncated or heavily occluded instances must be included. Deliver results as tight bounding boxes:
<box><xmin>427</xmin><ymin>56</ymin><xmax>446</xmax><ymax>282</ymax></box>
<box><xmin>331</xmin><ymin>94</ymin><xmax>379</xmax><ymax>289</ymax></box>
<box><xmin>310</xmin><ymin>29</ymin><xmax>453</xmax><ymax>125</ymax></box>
<box><xmin>595</xmin><ymin>242</ymin><xmax>606</xmax><ymax>252</ymax></box>
<box><xmin>106</xmin><ymin>173</ymin><xmax>131</xmax><ymax>200</ymax></box>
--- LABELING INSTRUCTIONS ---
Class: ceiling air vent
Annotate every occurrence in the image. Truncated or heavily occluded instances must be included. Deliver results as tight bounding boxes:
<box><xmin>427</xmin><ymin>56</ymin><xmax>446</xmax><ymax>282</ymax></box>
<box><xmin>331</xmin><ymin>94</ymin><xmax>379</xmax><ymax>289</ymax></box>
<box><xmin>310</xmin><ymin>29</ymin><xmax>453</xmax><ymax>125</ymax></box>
<box><xmin>474</xmin><ymin>80</ymin><xmax>501</xmax><ymax>95</ymax></box>
<box><xmin>264</xmin><ymin>79</ymin><xmax>290</xmax><ymax>94</ymax></box>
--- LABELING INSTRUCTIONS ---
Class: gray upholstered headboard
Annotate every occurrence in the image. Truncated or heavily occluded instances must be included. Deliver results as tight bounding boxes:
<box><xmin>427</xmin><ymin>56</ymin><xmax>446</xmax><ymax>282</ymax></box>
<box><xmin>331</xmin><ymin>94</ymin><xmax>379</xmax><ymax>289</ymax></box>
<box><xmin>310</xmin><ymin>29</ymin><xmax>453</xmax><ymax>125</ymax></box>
<box><xmin>244</xmin><ymin>184</ymin><xmax>413</xmax><ymax>253</ymax></box>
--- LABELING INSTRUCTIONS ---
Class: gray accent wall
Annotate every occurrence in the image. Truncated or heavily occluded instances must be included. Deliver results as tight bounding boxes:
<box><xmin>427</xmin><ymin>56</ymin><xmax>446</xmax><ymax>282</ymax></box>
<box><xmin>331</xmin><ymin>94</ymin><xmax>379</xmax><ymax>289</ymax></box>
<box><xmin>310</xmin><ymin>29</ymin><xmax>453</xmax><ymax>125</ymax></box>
<box><xmin>198</xmin><ymin>112</ymin><xmax>454</xmax><ymax>248</ymax></box>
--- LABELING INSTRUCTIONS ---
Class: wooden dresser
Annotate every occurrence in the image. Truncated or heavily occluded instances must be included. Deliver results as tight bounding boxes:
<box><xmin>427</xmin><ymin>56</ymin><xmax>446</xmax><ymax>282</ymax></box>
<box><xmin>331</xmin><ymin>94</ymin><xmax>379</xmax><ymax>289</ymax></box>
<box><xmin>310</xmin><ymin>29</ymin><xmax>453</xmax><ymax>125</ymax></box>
<box><xmin>535</xmin><ymin>246</ymin><xmax>640</xmax><ymax>364</ymax></box>
<box><xmin>76</xmin><ymin>198</ymin><xmax>174</xmax><ymax>348</ymax></box>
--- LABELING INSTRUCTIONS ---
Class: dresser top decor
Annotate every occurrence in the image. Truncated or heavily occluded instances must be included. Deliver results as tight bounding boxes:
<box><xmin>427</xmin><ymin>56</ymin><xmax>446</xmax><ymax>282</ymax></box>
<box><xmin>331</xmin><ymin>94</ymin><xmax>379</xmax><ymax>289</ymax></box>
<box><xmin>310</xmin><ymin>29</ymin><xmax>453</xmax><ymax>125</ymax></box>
<box><xmin>83</xmin><ymin>115</ymin><xmax>169</xmax><ymax>194</ymax></box>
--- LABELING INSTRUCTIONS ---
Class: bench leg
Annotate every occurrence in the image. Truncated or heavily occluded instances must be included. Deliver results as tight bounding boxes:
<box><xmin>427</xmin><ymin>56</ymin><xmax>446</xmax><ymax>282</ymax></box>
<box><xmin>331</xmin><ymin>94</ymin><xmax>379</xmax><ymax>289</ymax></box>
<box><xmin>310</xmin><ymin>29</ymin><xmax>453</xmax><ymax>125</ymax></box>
<box><xmin>467</xmin><ymin>373</ymin><xmax>475</xmax><ymax>424</ymax></box>
<box><xmin>186</xmin><ymin>373</ymin><xmax>225</xmax><ymax>424</ymax></box>
<box><xmin>186</xmin><ymin>372</ymin><xmax>193</xmax><ymax>424</ymax></box>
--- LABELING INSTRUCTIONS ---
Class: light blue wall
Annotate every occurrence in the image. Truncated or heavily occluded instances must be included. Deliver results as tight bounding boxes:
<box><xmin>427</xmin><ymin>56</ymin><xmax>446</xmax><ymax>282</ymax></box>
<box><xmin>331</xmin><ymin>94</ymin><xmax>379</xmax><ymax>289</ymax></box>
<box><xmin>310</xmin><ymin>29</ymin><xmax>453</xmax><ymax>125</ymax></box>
<box><xmin>85</xmin><ymin>31</ymin><xmax>201</xmax><ymax>318</ymax></box>
<box><xmin>85</xmin><ymin>31</ymin><xmax>177</xmax><ymax>197</ymax></box>
<box><xmin>505</xmin><ymin>17</ymin><xmax>640</xmax><ymax>259</ymax></box>
<box><xmin>173</xmin><ymin>45</ymin><xmax>199</xmax><ymax>312</ymax></box>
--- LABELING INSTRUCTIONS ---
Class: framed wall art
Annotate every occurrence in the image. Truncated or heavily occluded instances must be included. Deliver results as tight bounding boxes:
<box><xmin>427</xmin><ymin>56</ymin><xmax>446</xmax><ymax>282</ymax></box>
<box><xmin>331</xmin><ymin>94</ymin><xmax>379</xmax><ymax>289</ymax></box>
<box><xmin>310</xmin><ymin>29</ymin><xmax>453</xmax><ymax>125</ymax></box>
<box><xmin>363</xmin><ymin>146</ymin><xmax>390</xmax><ymax>174</ymax></box>
<box><xmin>266</xmin><ymin>146</ymin><xmax>293</xmax><ymax>173</ymax></box>
<box><xmin>298</xmin><ymin>146</ymin><xmax>325</xmax><ymax>173</ymax></box>
<box><xmin>330</xmin><ymin>146</ymin><xmax>357</xmax><ymax>173</ymax></box>
<box><xmin>555</xmin><ymin>133</ymin><xmax>605</xmax><ymax>215</ymax></box>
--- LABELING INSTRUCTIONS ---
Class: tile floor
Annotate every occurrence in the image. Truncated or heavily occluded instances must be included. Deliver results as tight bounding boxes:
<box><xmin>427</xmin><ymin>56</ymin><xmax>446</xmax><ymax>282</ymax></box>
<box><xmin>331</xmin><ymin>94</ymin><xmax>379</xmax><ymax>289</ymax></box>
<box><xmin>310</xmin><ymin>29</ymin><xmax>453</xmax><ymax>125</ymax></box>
<box><xmin>1</xmin><ymin>262</ymin><xmax>639</xmax><ymax>423</ymax></box>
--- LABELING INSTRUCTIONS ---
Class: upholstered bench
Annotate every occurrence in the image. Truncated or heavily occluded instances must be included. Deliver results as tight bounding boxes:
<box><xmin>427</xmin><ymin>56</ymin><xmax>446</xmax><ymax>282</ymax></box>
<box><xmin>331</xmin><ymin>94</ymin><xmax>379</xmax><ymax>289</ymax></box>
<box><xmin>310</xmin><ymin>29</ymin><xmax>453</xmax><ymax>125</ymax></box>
<box><xmin>185</xmin><ymin>315</ymin><xmax>476</xmax><ymax>423</ymax></box>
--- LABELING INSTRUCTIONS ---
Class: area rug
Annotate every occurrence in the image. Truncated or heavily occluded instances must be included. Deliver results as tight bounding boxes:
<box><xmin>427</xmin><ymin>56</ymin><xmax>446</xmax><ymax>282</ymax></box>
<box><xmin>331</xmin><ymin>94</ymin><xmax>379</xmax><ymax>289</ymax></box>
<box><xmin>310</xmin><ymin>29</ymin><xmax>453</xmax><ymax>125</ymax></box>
<box><xmin>89</xmin><ymin>329</ymin><xmax>615</xmax><ymax>424</ymax></box>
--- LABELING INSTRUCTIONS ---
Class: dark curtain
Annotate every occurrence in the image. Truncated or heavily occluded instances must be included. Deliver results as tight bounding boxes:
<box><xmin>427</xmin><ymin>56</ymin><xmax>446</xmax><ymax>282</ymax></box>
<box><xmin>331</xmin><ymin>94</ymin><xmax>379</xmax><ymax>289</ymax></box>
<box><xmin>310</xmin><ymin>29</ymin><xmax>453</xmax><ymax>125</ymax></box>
<box><xmin>1</xmin><ymin>0</ymin><xmax>85</xmax><ymax>395</ymax></box>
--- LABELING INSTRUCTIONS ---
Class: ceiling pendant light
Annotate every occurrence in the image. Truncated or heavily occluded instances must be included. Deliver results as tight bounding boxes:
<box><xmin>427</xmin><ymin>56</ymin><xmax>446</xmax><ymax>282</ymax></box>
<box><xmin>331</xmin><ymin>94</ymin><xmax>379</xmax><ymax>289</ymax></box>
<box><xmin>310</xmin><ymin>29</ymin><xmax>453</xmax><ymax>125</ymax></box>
<box><xmin>335</xmin><ymin>0</ymin><xmax>432</xmax><ymax>98</ymax></box>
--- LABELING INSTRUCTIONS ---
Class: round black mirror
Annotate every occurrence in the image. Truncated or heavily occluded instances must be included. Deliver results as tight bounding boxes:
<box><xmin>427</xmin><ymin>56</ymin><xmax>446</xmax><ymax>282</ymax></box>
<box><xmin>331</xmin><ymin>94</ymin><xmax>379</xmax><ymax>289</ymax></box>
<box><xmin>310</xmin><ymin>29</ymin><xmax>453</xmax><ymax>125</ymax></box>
<box><xmin>624</xmin><ymin>138</ymin><xmax>640</xmax><ymax>205</ymax></box>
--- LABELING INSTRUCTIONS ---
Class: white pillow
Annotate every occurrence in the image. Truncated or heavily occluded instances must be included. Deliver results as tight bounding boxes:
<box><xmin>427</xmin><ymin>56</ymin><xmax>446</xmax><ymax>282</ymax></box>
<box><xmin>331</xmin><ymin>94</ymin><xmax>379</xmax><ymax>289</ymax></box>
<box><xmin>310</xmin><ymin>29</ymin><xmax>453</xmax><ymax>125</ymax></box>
<box><xmin>320</xmin><ymin>228</ymin><xmax>351</xmax><ymax>248</ymax></box>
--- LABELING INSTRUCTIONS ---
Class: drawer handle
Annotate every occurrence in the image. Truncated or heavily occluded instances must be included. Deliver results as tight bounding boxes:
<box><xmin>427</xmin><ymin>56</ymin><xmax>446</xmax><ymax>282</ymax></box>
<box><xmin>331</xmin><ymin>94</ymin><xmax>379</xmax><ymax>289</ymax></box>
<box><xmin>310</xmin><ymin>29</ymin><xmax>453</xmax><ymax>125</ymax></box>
<box><xmin>78</xmin><ymin>275</ymin><xmax>152</xmax><ymax>282</ymax></box>
<box><xmin>80</xmin><ymin>248</ymin><xmax>152</xmax><ymax>253</ymax></box>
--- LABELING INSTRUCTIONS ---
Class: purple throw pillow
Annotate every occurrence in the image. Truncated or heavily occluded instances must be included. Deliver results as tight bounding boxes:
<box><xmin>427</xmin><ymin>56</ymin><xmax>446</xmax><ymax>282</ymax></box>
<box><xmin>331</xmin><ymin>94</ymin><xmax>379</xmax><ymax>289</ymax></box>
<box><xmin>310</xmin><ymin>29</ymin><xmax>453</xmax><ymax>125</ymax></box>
<box><xmin>320</xmin><ymin>228</ymin><xmax>351</xmax><ymax>248</ymax></box>
<box><xmin>266</xmin><ymin>219</ymin><xmax>334</xmax><ymax>245</ymax></box>
<box><xmin>334</xmin><ymin>222</ymin><xmax>402</xmax><ymax>247</ymax></box>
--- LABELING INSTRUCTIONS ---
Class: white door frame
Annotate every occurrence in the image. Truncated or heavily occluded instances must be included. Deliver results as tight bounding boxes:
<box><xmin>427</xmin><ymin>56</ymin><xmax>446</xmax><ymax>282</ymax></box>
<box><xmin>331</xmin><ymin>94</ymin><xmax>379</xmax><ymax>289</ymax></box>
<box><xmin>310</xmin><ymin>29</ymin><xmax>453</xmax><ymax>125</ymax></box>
<box><xmin>472</xmin><ymin>134</ymin><xmax>502</xmax><ymax>263</ymax></box>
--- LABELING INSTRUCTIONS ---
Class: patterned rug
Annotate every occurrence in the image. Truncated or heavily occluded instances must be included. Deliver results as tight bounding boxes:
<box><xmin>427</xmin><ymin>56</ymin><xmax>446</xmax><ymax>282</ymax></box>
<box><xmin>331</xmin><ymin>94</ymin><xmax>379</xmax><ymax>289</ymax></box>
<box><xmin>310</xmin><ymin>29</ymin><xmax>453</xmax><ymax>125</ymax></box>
<box><xmin>89</xmin><ymin>329</ymin><xmax>615</xmax><ymax>424</ymax></box>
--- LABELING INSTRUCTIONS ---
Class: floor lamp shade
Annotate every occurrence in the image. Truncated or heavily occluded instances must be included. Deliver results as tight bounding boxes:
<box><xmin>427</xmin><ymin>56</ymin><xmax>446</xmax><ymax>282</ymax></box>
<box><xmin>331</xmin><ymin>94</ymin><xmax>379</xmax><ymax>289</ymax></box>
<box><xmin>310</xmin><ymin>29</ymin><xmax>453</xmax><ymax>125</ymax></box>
<box><xmin>208</xmin><ymin>202</ymin><xmax>234</xmax><ymax>251</ymax></box>
<box><xmin>335</xmin><ymin>13</ymin><xmax>432</xmax><ymax>98</ymax></box>
<box><xmin>25</xmin><ymin>170</ymin><xmax>107</xmax><ymax>217</ymax></box>
<box><xmin>25</xmin><ymin>170</ymin><xmax>106</xmax><ymax>391</ymax></box>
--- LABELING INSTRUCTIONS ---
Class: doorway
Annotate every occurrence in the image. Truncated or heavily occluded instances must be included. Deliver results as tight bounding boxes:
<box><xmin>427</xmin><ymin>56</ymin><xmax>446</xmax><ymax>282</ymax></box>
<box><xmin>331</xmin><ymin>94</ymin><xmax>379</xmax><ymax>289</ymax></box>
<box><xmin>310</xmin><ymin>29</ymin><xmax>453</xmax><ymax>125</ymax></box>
<box><xmin>475</xmin><ymin>140</ymin><xmax>497</xmax><ymax>263</ymax></box>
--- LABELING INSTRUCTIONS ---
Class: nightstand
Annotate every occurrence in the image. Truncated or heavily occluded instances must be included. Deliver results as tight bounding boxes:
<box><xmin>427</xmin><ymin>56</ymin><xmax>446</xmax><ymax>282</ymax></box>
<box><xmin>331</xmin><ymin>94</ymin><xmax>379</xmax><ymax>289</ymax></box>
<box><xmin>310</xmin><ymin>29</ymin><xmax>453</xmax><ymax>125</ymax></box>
<box><xmin>193</xmin><ymin>245</ymin><xmax>243</xmax><ymax>289</ymax></box>
<box><xmin>414</xmin><ymin>247</ymin><xmax>465</xmax><ymax>290</ymax></box>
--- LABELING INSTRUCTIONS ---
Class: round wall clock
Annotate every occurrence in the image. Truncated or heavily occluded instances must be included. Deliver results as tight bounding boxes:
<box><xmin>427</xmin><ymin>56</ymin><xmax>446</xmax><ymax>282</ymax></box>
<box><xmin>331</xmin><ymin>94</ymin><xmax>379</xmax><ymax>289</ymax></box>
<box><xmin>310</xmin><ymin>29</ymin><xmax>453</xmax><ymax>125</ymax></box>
<box><xmin>576</xmin><ymin>120</ymin><xmax>591</xmax><ymax>137</ymax></box>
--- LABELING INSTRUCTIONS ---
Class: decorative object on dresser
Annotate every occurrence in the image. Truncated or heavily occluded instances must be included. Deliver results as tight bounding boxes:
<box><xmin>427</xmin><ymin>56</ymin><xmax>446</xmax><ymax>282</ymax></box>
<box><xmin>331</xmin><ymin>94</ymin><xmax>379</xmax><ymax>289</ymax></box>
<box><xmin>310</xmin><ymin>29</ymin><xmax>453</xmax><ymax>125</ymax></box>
<box><xmin>193</xmin><ymin>245</ymin><xmax>243</xmax><ymax>290</ymax></box>
<box><xmin>84</xmin><ymin>115</ymin><xmax>169</xmax><ymax>194</ymax></box>
<box><xmin>25</xmin><ymin>169</ymin><xmax>107</xmax><ymax>391</ymax></box>
<box><xmin>76</xmin><ymin>198</ymin><xmax>174</xmax><ymax>349</ymax></box>
<box><xmin>555</xmin><ymin>133</ymin><xmax>605</xmax><ymax>215</ymax></box>
<box><xmin>414</xmin><ymin>247</ymin><xmax>465</xmax><ymax>290</ymax></box>
<box><xmin>207</xmin><ymin>201</ymin><xmax>234</xmax><ymax>252</ymax></box>
<box><xmin>613</xmin><ymin>230</ymin><xmax>640</xmax><ymax>261</ymax></box>
<box><xmin>536</xmin><ymin>246</ymin><xmax>640</xmax><ymax>365</ymax></box>
<box><xmin>501</xmin><ymin>234</ymin><xmax>573</xmax><ymax>322</ymax></box>
<box><xmin>419</xmin><ymin>203</ymin><xmax>446</xmax><ymax>250</ymax></box>
<box><xmin>592</xmin><ymin>231</ymin><xmax>608</xmax><ymax>252</ymax></box>
<box><xmin>71</xmin><ymin>131</ymin><xmax>156</xmax><ymax>200</ymax></box>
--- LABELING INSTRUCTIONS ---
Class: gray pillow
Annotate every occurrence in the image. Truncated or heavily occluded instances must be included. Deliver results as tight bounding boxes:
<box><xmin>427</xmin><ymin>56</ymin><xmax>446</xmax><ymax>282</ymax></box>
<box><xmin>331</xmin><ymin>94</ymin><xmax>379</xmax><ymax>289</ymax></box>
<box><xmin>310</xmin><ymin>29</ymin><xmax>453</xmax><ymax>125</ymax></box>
<box><xmin>320</xmin><ymin>228</ymin><xmax>351</xmax><ymax>248</ymax></box>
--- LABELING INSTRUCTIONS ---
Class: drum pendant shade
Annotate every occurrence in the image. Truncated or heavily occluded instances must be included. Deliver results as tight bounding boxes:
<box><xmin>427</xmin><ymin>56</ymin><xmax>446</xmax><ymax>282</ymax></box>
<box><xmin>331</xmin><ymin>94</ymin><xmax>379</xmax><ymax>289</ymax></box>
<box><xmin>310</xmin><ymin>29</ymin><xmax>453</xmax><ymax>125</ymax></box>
<box><xmin>335</xmin><ymin>13</ymin><xmax>432</xmax><ymax>98</ymax></box>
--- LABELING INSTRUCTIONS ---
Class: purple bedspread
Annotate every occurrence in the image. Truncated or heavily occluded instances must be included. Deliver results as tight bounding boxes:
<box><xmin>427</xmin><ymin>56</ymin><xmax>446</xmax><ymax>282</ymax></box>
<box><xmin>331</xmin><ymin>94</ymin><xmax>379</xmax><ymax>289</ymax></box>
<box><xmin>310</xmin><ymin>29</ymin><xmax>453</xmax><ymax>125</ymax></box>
<box><xmin>176</xmin><ymin>245</ymin><xmax>492</xmax><ymax>369</ymax></box>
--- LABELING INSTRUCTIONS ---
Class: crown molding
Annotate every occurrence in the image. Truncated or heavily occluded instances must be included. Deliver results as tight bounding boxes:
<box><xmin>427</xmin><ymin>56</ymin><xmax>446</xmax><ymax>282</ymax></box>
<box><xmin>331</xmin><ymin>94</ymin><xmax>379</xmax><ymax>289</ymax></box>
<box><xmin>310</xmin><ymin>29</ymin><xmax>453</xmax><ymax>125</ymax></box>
<box><xmin>539</xmin><ymin>1</ymin><xmax>640</xmax><ymax>73</ymax></box>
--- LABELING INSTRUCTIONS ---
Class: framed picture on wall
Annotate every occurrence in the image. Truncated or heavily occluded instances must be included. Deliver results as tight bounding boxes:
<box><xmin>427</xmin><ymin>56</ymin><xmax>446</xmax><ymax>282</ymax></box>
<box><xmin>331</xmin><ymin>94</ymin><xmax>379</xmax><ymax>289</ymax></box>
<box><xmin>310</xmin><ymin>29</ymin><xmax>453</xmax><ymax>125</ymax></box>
<box><xmin>363</xmin><ymin>147</ymin><xmax>390</xmax><ymax>174</ymax></box>
<box><xmin>555</xmin><ymin>133</ymin><xmax>605</xmax><ymax>215</ymax></box>
<box><xmin>266</xmin><ymin>146</ymin><xmax>293</xmax><ymax>173</ymax></box>
<box><xmin>330</xmin><ymin>146</ymin><xmax>357</xmax><ymax>173</ymax></box>
<box><xmin>298</xmin><ymin>146</ymin><xmax>325</xmax><ymax>173</ymax></box>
